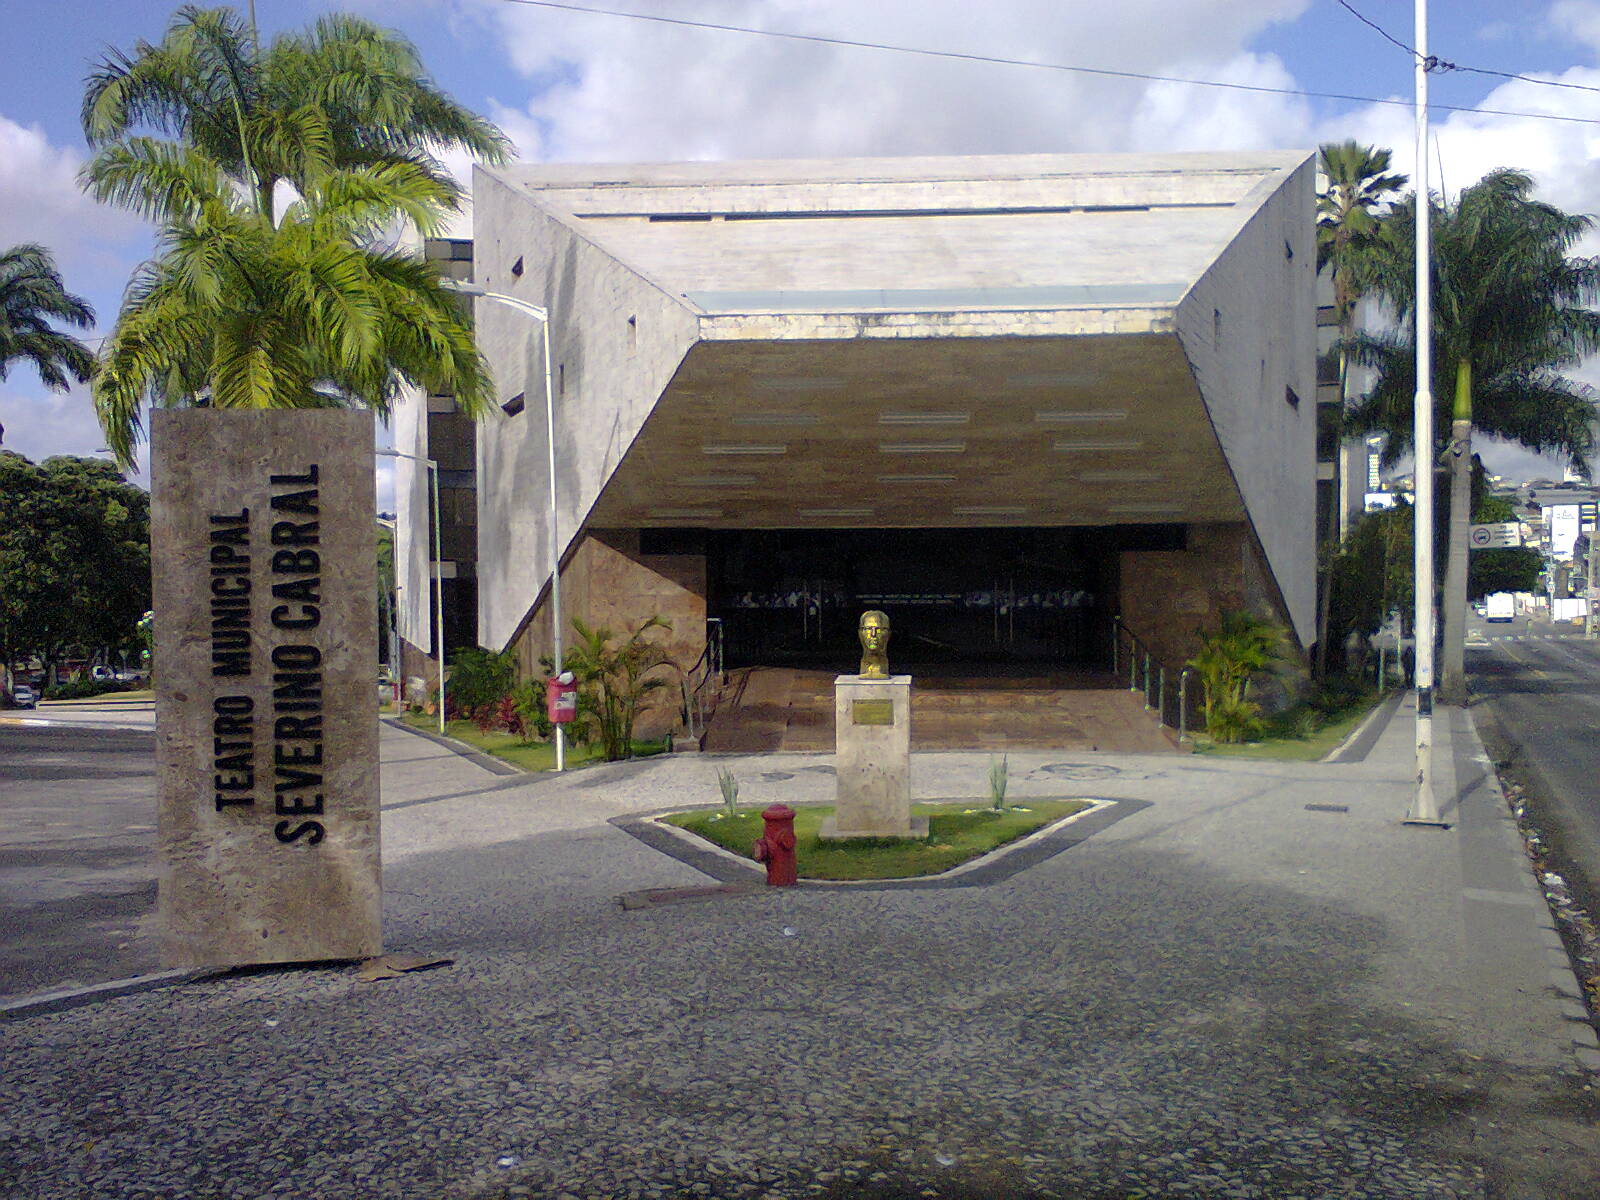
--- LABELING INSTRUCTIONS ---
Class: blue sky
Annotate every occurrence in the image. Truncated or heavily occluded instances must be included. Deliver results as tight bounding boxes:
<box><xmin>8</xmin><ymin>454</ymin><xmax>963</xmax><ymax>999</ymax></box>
<box><xmin>5</xmin><ymin>0</ymin><xmax>1600</xmax><ymax>492</ymax></box>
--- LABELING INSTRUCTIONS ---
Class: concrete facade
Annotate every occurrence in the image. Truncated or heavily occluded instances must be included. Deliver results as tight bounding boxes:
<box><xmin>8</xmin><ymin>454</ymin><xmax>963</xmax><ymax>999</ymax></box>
<box><xmin>423</xmin><ymin>151</ymin><xmax>1317</xmax><ymax>698</ymax></box>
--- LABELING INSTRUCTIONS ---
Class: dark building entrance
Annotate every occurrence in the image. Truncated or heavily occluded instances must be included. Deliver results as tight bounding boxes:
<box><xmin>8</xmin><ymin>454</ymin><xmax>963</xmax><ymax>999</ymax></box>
<box><xmin>701</xmin><ymin>525</ymin><xmax>1184</xmax><ymax>672</ymax></box>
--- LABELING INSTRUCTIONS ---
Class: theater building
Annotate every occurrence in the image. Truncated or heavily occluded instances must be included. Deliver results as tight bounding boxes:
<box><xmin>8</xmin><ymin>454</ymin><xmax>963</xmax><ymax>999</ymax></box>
<box><xmin>395</xmin><ymin>151</ymin><xmax>1318</xmax><ymax>746</ymax></box>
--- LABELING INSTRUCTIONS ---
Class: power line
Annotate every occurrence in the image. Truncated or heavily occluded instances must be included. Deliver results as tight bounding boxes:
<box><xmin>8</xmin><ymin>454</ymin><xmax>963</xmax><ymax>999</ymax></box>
<box><xmin>1337</xmin><ymin>0</ymin><xmax>1600</xmax><ymax>99</ymax></box>
<box><xmin>497</xmin><ymin>0</ymin><xmax>1600</xmax><ymax>127</ymax></box>
<box><xmin>1334</xmin><ymin>0</ymin><xmax>1414</xmax><ymax>60</ymax></box>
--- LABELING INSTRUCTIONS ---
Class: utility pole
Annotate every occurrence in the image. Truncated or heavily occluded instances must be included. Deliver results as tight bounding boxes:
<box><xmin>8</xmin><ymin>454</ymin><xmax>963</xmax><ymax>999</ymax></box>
<box><xmin>1406</xmin><ymin>0</ymin><xmax>1446</xmax><ymax>828</ymax></box>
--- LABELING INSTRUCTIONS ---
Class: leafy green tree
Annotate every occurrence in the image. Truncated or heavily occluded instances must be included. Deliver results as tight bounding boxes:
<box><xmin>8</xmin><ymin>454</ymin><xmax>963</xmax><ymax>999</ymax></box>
<box><xmin>82</xmin><ymin>5</ymin><xmax>507</xmax><ymax>222</ymax></box>
<box><xmin>445</xmin><ymin>646</ymin><xmax>517</xmax><ymax>716</ymax></box>
<box><xmin>1468</xmin><ymin>495</ymin><xmax>1543</xmax><ymax>600</ymax></box>
<box><xmin>1350</xmin><ymin>170</ymin><xmax>1600</xmax><ymax>703</ymax></box>
<box><xmin>564</xmin><ymin>615</ymin><xmax>679</xmax><ymax>761</ymax></box>
<box><xmin>1313</xmin><ymin>143</ymin><xmax>1406</xmax><ymax>677</ymax></box>
<box><xmin>1328</xmin><ymin>503</ymin><xmax>1414</xmax><ymax>662</ymax></box>
<box><xmin>0</xmin><ymin>244</ymin><xmax>95</xmax><ymax>445</ymax></box>
<box><xmin>81</xmin><ymin>5</ymin><xmax>509</xmax><ymax>466</ymax></box>
<box><xmin>0</xmin><ymin>452</ymin><xmax>150</xmax><ymax>687</ymax></box>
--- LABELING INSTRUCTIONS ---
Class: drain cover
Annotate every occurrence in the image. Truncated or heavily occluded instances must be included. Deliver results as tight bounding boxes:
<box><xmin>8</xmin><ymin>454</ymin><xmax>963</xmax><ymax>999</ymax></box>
<box><xmin>1036</xmin><ymin>764</ymin><xmax>1122</xmax><ymax>780</ymax></box>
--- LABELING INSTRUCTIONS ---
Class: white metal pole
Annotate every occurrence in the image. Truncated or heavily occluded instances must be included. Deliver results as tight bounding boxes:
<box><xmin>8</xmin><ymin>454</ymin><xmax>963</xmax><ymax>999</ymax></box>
<box><xmin>1407</xmin><ymin>0</ymin><xmax>1443</xmax><ymax>826</ymax></box>
<box><xmin>1587</xmin><ymin>520</ymin><xmax>1597</xmax><ymax>639</ymax></box>
<box><xmin>541</xmin><ymin>316</ymin><xmax>565</xmax><ymax>771</ymax></box>
<box><xmin>389</xmin><ymin>584</ymin><xmax>402</xmax><ymax>708</ymax></box>
<box><xmin>430</xmin><ymin>459</ymin><xmax>447</xmax><ymax>736</ymax></box>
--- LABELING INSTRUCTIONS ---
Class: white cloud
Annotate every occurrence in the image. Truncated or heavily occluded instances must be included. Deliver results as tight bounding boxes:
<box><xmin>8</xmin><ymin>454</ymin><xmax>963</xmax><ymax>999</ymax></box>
<box><xmin>0</xmin><ymin>114</ymin><xmax>153</xmax><ymax>473</ymax></box>
<box><xmin>1323</xmin><ymin>66</ymin><xmax>1600</xmax><ymax>216</ymax></box>
<box><xmin>0</xmin><ymin>380</ymin><xmax>140</xmax><ymax>480</ymax></box>
<box><xmin>0</xmin><ymin>114</ymin><xmax>147</xmax><ymax>279</ymax></box>
<box><xmin>480</xmin><ymin>0</ymin><xmax>1313</xmax><ymax>163</ymax></box>
<box><xmin>1549</xmin><ymin>0</ymin><xmax>1600</xmax><ymax>61</ymax></box>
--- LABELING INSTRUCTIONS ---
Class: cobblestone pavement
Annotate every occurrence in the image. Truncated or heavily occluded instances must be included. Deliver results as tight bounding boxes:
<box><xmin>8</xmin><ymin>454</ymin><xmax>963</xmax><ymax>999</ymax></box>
<box><xmin>2</xmin><ymin>705</ymin><xmax>1598</xmax><ymax>1199</ymax></box>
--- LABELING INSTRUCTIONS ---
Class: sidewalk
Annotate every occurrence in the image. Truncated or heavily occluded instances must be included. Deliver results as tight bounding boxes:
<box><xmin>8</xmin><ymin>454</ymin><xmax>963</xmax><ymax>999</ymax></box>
<box><xmin>2</xmin><ymin>702</ymin><xmax>1596</xmax><ymax>1198</ymax></box>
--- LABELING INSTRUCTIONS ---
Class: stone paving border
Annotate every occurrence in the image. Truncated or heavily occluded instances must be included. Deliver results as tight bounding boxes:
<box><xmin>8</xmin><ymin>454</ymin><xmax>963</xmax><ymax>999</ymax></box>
<box><xmin>383</xmin><ymin>715</ymin><xmax>524</xmax><ymax>776</ymax></box>
<box><xmin>0</xmin><ymin>968</ymin><xmax>219</xmax><ymax>1021</ymax></box>
<box><xmin>612</xmin><ymin>795</ymin><xmax>1149</xmax><ymax>893</ymax></box>
<box><xmin>1325</xmin><ymin>689</ymin><xmax>1405</xmax><ymax>763</ymax></box>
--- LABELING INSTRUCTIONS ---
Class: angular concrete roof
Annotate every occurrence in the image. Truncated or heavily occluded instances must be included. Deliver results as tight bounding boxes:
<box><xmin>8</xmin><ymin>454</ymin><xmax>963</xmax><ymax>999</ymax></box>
<box><xmin>485</xmin><ymin>151</ymin><xmax>1310</xmax><ymax>320</ymax></box>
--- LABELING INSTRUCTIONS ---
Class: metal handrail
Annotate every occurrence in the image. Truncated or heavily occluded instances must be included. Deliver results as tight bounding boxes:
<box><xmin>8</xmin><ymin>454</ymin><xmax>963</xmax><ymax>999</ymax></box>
<box><xmin>1110</xmin><ymin>615</ymin><xmax>1197</xmax><ymax>739</ymax></box>
<box><xmin>678</xmin><ymin>618</ymin><xmax>727</xmax><ymax>744</ymax></box>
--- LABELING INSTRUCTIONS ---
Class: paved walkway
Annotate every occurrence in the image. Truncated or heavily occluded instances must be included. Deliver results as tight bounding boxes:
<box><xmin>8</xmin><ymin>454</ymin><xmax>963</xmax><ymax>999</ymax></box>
<box><xmin>2</xmin><ymin>703</ymin><xmax>1597</xmax><ymax>1198</ymax></box>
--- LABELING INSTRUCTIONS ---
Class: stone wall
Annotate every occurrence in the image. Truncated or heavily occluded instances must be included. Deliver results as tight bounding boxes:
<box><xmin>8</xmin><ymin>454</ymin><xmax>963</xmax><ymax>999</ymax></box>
<box><xmin>1119</xmin><ymin>522</ymin><xmax>1296</xmax><ymax>670</ymax></box>
<box><xmin>511</xmin><ymin>529</ymin><xmax>706</xmax><ymax>738</ymax></box>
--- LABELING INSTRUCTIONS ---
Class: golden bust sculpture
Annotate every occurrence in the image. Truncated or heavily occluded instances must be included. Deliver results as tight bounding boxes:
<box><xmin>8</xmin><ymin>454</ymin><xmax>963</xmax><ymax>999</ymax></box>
<box><xmin>858</xmin><ymin>610</ymin><xmax>891</xmax><ymax>678</ymax></box>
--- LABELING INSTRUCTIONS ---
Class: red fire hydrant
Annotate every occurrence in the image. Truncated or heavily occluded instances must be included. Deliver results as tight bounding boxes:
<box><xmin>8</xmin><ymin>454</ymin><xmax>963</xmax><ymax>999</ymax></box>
<box><xmin>752</xmin><ymin>804</ymin><xmax>798</xmax><ymax>887</ymax></box>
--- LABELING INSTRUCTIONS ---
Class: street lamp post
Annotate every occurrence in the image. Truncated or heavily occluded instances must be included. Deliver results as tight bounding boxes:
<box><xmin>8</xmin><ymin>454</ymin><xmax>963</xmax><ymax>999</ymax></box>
<box><xmin>441</xmin><ymin>281</ymin><xmax>567</xmax><ymax>771</ymax></box>
<box><xmin>377</xmin><ymin>447</ymin><xmax>447</xmax><ymax>735</ymax></box>
<box><xmin>1405</xmin><ymin>0</ymin><xmax>1445</xmax><ymax>828</ymax></box>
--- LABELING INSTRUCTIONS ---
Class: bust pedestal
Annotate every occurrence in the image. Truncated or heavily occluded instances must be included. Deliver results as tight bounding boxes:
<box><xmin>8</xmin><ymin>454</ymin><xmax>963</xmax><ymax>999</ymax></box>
<box><xmin>822</xmin><ymin>674</ymin><xmax>925</xmax><ymax>840</ymax></box>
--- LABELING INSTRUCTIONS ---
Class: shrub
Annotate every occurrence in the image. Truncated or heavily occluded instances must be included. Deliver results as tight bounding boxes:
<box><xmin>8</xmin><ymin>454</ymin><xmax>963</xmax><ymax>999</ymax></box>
<box><xmin>447</xmin><ymin>647</ymin><xmax>518</xmax><ymax>717</ymax></box>
<box><xmin>511</xmin><ymin>677</ymin><xmax>596</xmax><ymax>746</ymax></box>
<box><xmin>564</xmin><ymin>615</ymin><xmax>680</xmax><ymax>761</ymax></box>
<box><xmin>1188</xmin><ymin>611</ymin><xmax>1285</xmax><ymax>744</ymax></box>
<box><xmin>42</xmin><ymin>677</ymin><xmax>128</xmax><ymax>700</ymax></box>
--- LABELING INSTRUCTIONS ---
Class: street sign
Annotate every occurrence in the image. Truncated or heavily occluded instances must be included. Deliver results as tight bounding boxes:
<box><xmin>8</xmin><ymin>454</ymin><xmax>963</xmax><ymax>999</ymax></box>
<box><xmin>1469</xmin><ymin>522</ymin><xmax>1521</xmax><ymax>549</ymax></box>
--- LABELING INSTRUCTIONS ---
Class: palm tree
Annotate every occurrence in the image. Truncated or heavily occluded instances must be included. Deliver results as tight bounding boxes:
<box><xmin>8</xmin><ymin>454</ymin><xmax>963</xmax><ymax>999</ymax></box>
<box><xmin>1313</xmin><ymin>142</ymin><xmax>1406</xmax><ymax>677</ymax></box>
<box><xmin>81</xmin><ymin>4</ymin><xmax>509</xmax><ymax>466</ymax></box>
<box><xmin>87</xmin><ymin>142</ymin><xmax>495</xmax><ymax>465</ymax></box>
<box><xmin>81</xmin><ymin>5</ymin><xmax>508</xmax><ymax>222</ymax></box>
<box><xmin>1349</xmin><ymin>170</ymin><xmax>1600</xmax><ymax>703</ymax></box>
<box><xmin>0</xmin><ymin>244</ymin><xmax>95</xmax><ymax>445</ymax></box>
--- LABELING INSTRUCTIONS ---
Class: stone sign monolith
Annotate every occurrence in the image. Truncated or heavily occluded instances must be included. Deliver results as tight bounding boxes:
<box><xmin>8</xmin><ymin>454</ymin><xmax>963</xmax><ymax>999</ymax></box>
<box><xmin>152</xmin><ymin>409</ymin><xmax>381</xmax><ymax>968</ymax></box>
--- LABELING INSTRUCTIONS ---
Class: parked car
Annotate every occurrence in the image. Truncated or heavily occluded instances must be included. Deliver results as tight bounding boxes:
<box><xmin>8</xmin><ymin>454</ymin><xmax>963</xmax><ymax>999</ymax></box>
<box><xmin>10</xmin><ymin>685</ymin><xmax>37</xmax><ymax>709</ymax></box>
<box><xmin>91</xmin><ymin>665</ymin><xmax>114</xmax><ymax>681</ymax></box>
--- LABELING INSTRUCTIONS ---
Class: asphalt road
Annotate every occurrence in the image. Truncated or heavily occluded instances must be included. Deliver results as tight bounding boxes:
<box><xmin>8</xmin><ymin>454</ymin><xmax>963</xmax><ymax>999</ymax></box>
<box><xmin>1468</xmin><ymin>614</ymin><xmax>1600</xmax><ymax>911</ymax></box>
<box><xmin>0</xmin><ymin>723</ymin><xmax>159</xmax><ymax>1001</ymax></box>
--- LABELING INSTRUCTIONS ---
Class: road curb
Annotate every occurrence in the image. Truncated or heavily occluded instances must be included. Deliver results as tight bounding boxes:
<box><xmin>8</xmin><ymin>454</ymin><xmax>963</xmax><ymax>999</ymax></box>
<box><xmin>383</xmin><ymin>716</ymin><xmax>524</xmax><ymax>776</ymax></box>
<box><xmin>1</xmin><ymin>969</ymin><xmax>220</xmax><ymax>1021</ymax></box>
<box><xmin>1460</xmin><ymin>709</ymin><xmax>1600</xmax><ymax>1075</ymax></box>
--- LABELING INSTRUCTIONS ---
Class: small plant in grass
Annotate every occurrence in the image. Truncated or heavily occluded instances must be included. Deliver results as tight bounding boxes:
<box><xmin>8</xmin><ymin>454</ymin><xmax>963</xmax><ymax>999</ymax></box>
<box><xmin>988</xmin><ymin>754</ymin><xmax>1009</xmax><ymax>811</ymax></box>
<box><xmin>716</xmin><ymin>767</ymin><xmax>739</xmax><ymax>817</ymax></box>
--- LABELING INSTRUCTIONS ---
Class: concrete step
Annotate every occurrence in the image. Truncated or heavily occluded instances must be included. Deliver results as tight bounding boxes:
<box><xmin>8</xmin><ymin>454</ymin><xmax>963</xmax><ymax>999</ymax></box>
<box><xmin>702</xmin><ymin>667</ymin><xmax>1180</xmax><ymax>754</ymax></box>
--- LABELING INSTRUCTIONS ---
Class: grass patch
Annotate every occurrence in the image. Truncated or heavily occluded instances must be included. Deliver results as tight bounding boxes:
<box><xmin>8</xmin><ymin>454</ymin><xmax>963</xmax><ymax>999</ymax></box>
<box><xmin>664</xmin><ymin>799</ymin><xmax>1092</xmax><ymax>880</ymax></box>
<box><xmin>1192</xmin><ymin>688</ymin><xmax>1385</xmax><ymax>761</ymax></box>
<box><xmin>398</xmin><ymin>713</ymin><xmax>667</xmax><ymax>772</ymax></box>
<box><xmin>41</xmin><ymin>688</ymin><xmax>154</xmax><ymax>705</ymax></box>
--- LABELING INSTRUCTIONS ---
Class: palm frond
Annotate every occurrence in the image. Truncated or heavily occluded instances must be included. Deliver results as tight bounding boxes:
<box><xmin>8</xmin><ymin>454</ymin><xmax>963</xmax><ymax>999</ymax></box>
<box><xmin>81</xmin><ymin>138</ymin><xmax>234</xmax><ymax>224</ymax></box>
